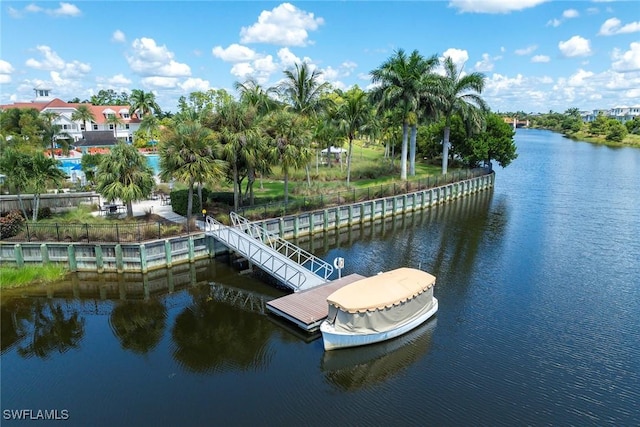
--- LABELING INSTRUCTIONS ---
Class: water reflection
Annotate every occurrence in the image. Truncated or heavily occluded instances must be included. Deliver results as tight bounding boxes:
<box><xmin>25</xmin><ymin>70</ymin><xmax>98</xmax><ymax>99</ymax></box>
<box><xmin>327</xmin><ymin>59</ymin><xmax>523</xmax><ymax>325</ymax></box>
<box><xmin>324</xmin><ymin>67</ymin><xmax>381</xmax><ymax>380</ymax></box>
<box><xmin>109</xmin><ymin>300</ymin><xmax>167</xmax><ymax>354</ymax></box>
<box><xmin>0</xmin><ymin>299</ymin><xmax>85</xmax><ymax>359</ymax></box>
<box><xmin>321</xmin><ymin>319</ymin><xmax>436</xmax><ymax>391</ymax></box>
<box><xmin>171</xmin><ymin>285</ymin><xmax>275</xmax><ymax>374</ymax></box>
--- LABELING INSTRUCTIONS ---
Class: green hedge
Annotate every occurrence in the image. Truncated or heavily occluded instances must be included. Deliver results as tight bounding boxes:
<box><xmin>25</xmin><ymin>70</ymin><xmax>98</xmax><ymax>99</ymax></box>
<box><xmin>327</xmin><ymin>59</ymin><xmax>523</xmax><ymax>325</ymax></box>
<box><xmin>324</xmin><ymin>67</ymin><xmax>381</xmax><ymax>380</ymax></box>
<box><xmin>170</xmin><ymin>188</ymin><xmax>210</xmax><ymax>216</ymax></box>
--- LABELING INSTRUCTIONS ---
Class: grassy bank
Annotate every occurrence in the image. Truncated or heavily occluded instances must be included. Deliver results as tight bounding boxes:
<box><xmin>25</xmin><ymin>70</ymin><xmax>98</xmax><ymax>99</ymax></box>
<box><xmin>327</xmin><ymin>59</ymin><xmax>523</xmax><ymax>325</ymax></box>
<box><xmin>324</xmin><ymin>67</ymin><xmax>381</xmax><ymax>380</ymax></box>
<box><xmin>0</xmin><ymin>265</ymin><xmax>67</xmax><ymax>289</ymax></box>
<box><xmin>565</xmin><ymin>131</ymin><xmax>640</xmax><ymax>148</ymax></box>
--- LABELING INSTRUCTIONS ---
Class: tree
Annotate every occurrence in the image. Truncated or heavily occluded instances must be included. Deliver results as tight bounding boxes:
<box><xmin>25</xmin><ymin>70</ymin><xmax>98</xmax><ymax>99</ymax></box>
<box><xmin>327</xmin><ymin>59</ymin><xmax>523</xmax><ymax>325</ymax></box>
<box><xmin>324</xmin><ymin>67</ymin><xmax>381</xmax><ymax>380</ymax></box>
<box><xmin>95</xmin><ymin>142</ymin><xmax>155</xmax><ymax>217</ymax></box>
<box><xmin>105</xmin><ymin>114</ymin><xmax>122</xmax><ymax>139</ymax></box>
<box><xmin>337</xmin><ymin>86</ymin><xmax>370</xmax><ymax>186</ymax></box>
<box><xmin>430</xmin><ymin>56</ymin><xmax>488</xmax><ymax>175</ymax></box>
<box><xmin>0</xmin><ymin>149</ymin><xmax>67</xmax><ymax>221</ymax></box>
<box><xmin>40</xmin><ymin>111</ymin><xmax>71</xmax><ymax>159</ymax></box>
<box><xmin>370</xmin><ymin>49</ymin><xmax>438</xmax><ymax>179</ymax></box>
<box><xmin>263</xmin><ymin>109</ymin><xmax>311</xmax><ymax>204</ymax></box>
<box><xmin>158</xmin><ymin>120</ymin><xmax>225</xmax><ymax>221</ymax></box>
<box><xmin>279</xmin><ymin>62</ymin><xmax>330</xmax><ymax>116</ymax></box>
<box><xmin>606</xmin><ymin>119</ymin><xmax>628</xmax><ymax>143</ymax></box>
<box><xmin>235</xmin><ymin>78</ymin><xmax>281</xmax><ymax>116</ymax></box>
<box><xmin>90</xmin><ymin>89</ymin><xmax>129</xmax><ymax>106</ymax></box>
<box><xmin>211</xmin><ymin>100</ymin><xmax>260</xmax><ymax>211</ymax></box>
<box><xmin>71</xmin><ymin>104</ymin><xmax>96</xmax><ymax>133</ymax></box>
<box><xmin>129</xmin><ymin>89</ymin><xmax>161</xmax><ymax>118</ymax></box>
<box><xmin>459</xmin><ymin>113</ymin><xmax>518</xmax><ymax>168</ymax></box>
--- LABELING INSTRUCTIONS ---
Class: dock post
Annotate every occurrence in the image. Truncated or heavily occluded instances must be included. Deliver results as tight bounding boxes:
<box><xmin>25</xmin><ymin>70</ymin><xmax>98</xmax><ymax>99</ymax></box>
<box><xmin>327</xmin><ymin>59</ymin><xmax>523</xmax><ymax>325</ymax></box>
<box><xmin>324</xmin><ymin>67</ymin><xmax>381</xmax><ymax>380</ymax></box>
<box><xmin>40</xmin><ymin>243</ymin><xmax>49</xmax><ymax>265</ymax></box>
<box><xmin>115</xmin><ymin>244</ymin><xmax>124</xmax><ymax>273</ymax></box>
<box><xmin>14</xmin><ymin>244</ymin><xmax>24</xmax><ymax>267</ymax></box>
<box><xmin>67</xmin><ymin>245</ymin><xmax>77</xmax><ymax>272</ymax></box>
<box><xmin>164</xmin><ymin>239</ymin><xmax>172</xmax><ymax>267</ymax></box>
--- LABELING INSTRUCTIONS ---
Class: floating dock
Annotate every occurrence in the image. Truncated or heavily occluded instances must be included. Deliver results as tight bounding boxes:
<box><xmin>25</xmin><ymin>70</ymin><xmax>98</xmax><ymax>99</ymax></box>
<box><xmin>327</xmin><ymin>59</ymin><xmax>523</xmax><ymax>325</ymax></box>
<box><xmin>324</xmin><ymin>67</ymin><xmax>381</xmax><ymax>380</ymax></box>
<box><xmin>267</xmin><ymin>274</ymin><xmax>366</xmax><ymax>332</ymax></box>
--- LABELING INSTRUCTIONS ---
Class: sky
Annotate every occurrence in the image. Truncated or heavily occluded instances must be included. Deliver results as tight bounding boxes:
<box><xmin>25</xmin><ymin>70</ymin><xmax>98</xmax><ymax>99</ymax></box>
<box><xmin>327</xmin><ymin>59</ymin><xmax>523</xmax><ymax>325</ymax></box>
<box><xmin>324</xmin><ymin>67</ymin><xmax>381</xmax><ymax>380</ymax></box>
<box><xmin>1</xmin><ymin>1</ymin><xmax>639</xmax><ymax>114</ymax></box>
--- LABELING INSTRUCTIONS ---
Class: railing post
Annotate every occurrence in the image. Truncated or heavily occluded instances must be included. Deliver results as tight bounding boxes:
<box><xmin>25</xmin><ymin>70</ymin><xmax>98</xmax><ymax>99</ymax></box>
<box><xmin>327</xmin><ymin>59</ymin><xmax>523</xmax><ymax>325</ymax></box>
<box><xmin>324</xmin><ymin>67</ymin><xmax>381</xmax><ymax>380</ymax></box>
<box><xmin>56</xmin><ymin>223</ymin><xmax>60</xmax><ymax>241</ymax></box>
<box><xmin>85</xmin><ymin>223</ymin><xmax>89</xmax><ymax>242</ymax></box>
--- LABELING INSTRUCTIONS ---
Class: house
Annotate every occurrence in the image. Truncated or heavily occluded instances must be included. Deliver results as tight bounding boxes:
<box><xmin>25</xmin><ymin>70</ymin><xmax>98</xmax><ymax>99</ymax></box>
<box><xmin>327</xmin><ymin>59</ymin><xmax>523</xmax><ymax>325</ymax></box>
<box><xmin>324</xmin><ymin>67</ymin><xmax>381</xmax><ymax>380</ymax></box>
<box><xmin>0</xmin><ymin>88</ymin><xmax>142</xmax><ymax>143</ymax></box>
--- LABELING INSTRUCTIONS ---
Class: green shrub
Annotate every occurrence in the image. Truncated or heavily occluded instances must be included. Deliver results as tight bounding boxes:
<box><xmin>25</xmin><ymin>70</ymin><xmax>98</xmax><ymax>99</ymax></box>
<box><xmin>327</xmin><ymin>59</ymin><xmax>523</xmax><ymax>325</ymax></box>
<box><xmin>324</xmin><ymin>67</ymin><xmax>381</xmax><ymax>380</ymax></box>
<box><xmin>170</xmin><ymin>188</ymin><xmax>210</xmax><ymax>216</ymax></box>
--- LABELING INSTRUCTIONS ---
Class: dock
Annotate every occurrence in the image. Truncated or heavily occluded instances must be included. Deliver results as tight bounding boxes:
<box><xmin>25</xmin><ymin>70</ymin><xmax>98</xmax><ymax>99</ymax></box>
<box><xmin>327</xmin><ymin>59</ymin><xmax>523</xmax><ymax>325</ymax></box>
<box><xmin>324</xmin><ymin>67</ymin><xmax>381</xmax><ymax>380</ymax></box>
<box><xmin>267</xmin><ymin>274</ymin><xmax>366</xmax><ymax>332</ymax></box>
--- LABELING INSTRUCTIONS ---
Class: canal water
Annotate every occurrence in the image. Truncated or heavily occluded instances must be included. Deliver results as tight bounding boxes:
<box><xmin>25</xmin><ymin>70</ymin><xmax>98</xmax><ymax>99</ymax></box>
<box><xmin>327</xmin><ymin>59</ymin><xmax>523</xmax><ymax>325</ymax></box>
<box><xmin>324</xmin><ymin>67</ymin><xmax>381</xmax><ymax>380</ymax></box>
<box><xmin>1</xmin><ymin>129</ymin><xmax>639</xmax><ymax>426</ymax></box>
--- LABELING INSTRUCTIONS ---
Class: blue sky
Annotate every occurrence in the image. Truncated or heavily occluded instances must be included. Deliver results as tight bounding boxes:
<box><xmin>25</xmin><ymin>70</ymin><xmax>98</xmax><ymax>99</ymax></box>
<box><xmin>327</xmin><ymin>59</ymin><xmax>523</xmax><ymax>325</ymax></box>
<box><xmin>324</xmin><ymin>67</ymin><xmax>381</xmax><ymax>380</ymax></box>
<box><xmin>1</xmin><ymin>1</ymin><xmax>639</xmax><ymax>113</ymax></box>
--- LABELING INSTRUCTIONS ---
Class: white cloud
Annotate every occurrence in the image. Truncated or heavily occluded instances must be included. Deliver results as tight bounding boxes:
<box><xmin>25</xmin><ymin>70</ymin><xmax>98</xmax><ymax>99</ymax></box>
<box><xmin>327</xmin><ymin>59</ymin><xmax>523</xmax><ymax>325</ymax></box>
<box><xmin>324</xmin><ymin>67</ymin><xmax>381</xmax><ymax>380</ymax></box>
<box><xmin>515</xmin><ymin>45</ymin><xmax>538</xmax><ymax>55</ymax></box>
<box><xmin>441</xmin><ymin>48</ymin><xmax>469</xmax><ymax>69</ymax></box>
<box><xmin>567</xmin><ymin>69</ymin><xmax>594</xmax><ymax>86</ymax></box>
<box><xmin>50</xmin><ymin>3</ymin><xmax>81</xmax><ymax>17</ymax></box>
<box><xmin>598</xmin><ymin>18</ymin><xmax>640</xmax><ymax>36</ymax></box>
<box><xmin>474</xmin><ymin>53</ymin><xmax>494</xmax><ymax>72</ymax></box>
<box><xmin>611</xmin><ymin>42</ymin><xmax>640</xmax><ymax>72</ymax></box>
<box><xmin>531</xmin><ymin>55</ymin><xmax>550</xmax><ymax>63</ymax></box>
<box><xmin>127</xmin><ymin>38</ymin><xmax>191</xmax><ymax>77</ymax></box>
<box><xmin>240</xmin><ymin>3</ymin><xmax>324</xmax><ymax>46</ymax></box>
<box><xmin>254</xmin><ymin>55</ymin><xmax>278</xmax><ymax>74</ymax></box>
<box><xmin>62</xmin><ymin>60</ymin><xmax>91</xmax><ymax>78</ymax></box>
<box><xmin>448</xmin><ymin>0</ymin><xmax>548</xmax><ymax>14</ymax></box>
<box><xmin>230</xmin><ymin>62</ymin><xmax>255</xmax><ymax>80</ymax></box>
<box><xmin>277</xmin><ymin>48</ymin><xmax>301</xmax><ymax>68</ymax></box>
<box><xmin>179</xmin><ymin>78</ymin><xmax>211</xmax><ymax>92</ymax></box>
<box><xmin>546</xmin><ymin>18</ymin><xmax>561</xmax><ymax>27</ymax></box>
<box><xmin>25</xmin><ymin>45</ymin><xmax>66</xmax><ymax>70</ymax></box>
<box><xmin>141</xmin><ymin>76</ymin><xmax>179</xmax><ymax>88</ymax></box>
<box><xmin>112</xmin><ymin>30</ymin><xmax>126</xmax><ymax>43</ymax></box>
<box><xmin>107</xmin><ymin>74</ymin><xmax>132</xmax><ymax>85</ymax></box>
<box><xmin>0</xmin><ymin>59</ymin><xmax>14</xmax><ymax>83</ymax></box>
<box><xmin>563</xmin><ymin>9</ymin><xmax>579</xmax><ymax>19</ymax></box>
<box><xmin>212</xmin><ymin>44</ymin><xmax>257</xmax><ymax>62</ymax></box>
<box><xmin>558</xmin><ymin>36</ymin><xmax>591</xmax><ymax>57</ymax></box>
<box><xmin>15</xmin><ymin>2</ymin><xmax>82</xmax><ymax>17</ymax></box>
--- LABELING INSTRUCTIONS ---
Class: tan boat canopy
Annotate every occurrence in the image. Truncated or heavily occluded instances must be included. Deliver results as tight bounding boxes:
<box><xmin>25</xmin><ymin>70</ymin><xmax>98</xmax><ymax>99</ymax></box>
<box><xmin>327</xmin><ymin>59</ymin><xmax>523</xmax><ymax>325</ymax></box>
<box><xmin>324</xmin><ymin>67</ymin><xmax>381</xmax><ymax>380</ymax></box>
<box><xmin>326</xmin><ymin>268</ymin><xmax>436</xmax><ymax>313</ymax></box>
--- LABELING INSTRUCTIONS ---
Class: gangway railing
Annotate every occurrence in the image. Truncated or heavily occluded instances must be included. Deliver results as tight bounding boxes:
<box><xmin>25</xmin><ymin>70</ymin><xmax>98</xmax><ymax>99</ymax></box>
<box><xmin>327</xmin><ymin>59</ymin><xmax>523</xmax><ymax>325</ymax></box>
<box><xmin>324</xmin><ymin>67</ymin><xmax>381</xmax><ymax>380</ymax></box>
<box><xmin>229</xmin><ymin>212</ymin><xmax>334</xmax><ymax>281</ymax></box>
<box><xmin>204</xmin><ymin>215</ymin><xmax>330</xmax><ymax>292</ymax></box>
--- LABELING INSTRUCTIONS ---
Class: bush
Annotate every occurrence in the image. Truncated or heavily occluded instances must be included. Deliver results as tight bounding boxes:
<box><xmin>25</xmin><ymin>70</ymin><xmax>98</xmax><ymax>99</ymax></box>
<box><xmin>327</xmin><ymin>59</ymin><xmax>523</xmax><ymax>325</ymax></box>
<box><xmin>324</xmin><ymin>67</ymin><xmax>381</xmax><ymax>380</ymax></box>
<box><xmin>170</xmin><ymin>188</ymin><xmax>210</xmax><ymax>216</ymax></box>
<box><xmin>0</xmin><ymin>210</ymin><xmax>25</xmax><ymax>239</ymax></box>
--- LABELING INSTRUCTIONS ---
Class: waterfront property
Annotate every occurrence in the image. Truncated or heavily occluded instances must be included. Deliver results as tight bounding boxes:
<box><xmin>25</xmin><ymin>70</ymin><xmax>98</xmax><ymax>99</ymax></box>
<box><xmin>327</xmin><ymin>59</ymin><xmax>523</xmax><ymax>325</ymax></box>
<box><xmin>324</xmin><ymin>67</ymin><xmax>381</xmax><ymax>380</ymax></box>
<box><xmin>1</xmin><ymin>130</ymin><xmax>639</xmax><ymax>426</ymax></box>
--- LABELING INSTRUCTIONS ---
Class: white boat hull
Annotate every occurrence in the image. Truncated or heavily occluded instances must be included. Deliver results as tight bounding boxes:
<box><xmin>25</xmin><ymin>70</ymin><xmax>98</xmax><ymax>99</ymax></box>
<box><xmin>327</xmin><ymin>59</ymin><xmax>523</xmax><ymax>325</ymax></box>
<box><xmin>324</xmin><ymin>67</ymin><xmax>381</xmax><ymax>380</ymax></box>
<box><xmin>320</xmin><ymin>298</ymin><xmax>438</xmax><ymax>351</ymax></box>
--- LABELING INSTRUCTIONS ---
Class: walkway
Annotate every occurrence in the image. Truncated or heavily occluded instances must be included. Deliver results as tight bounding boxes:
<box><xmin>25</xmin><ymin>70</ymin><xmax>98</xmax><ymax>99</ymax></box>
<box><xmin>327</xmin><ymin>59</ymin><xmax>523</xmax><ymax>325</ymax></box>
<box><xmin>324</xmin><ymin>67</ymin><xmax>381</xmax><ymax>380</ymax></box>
<box><xmin>204</xmin><ymin>213</ymin><xmax>334</xmax><ymax>292</ymax></box>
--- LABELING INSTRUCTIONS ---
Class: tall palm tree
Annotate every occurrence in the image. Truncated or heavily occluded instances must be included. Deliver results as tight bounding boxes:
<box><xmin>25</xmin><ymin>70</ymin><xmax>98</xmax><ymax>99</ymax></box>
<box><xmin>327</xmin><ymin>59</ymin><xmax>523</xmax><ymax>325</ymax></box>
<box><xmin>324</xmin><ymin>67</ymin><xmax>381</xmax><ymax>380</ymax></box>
<box><xmin>279</xmin><ymin>62</ymin><xmax>330</xmax><ymax>116</ymax></box>
<box><xmin>431</xmin><ymin>56</ymin><xmax>489</xmax><ymax>175</ymax></box>
<box><xmin>95</xmin><ymin>142</ymin><xmax>155</xmax><ymax>217</ymax></box>
<box><xmin>337</xmin><ymin>86</ymin><xmax>370</xmax><ymax>186</ymax></box>
<box><xmin>105</xmin><ymin>114</ymin><xmax>123</xmax><ymax>139</ymax></box>
<box><xmin>129</xmin><ymin>89</ymin><xmax>161</xmax><ymax>118</ymax></box>
<box><xmin>159</xmin><ymin>120</ymin><xmax>225</xmax><ymax>221</ymax></box>
<box><xmin>235</xmin><ymin>78</ymin><xmax>281</xmax><ymax>116</ymax></box>
<box><xmin>263</xmin><ymin>109</ymin><xmax>311</xmax><ymax>204</ymax></box>
<box><xmin>40</xmin><ymin>111</ymin><xmax>71</xmax><ymax>159</ymax></box>
<box><xmin>70</xmin><ymin>104</ymin><xmax>96</xmax><ymax>133</ymax></box>
<box><xmin>370</xmin><ymin>49</ymin><xmax>438</xmax><ymax>179</ymax></box>
<box><xmin>210</xmin><ymin>100</ymin><xmax>260</xmax><ymax>211</ymax></box>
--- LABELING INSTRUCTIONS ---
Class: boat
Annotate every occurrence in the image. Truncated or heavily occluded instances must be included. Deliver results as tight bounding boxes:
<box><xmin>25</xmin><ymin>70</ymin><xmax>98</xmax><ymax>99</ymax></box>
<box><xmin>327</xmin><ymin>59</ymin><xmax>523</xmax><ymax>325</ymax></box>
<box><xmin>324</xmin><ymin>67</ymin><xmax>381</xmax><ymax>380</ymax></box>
<box><xmin>320</xmin><ymin>267</ymin><xmax>438</xmax><ymax>351</ymax></box>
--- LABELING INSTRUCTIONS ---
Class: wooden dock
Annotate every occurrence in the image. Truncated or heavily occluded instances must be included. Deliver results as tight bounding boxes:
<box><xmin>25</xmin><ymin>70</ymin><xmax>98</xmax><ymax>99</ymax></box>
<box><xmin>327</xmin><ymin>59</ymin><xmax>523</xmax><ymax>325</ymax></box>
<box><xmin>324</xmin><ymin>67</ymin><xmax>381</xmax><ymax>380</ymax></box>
<box><xmin>267</xmin><ymin>274</ymin><xmax>366</xmax><ymax>332</ymax></box>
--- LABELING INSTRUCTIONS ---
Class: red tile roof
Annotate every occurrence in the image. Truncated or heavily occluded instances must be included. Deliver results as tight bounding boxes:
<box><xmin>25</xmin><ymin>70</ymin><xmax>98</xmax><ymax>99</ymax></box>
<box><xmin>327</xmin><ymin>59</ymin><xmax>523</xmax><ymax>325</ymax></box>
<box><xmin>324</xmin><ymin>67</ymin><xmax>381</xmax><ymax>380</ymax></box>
<box><xmin>0</xmin><ymin>98</ymin><xmax>142</xmax><ymax>124</ymax></box>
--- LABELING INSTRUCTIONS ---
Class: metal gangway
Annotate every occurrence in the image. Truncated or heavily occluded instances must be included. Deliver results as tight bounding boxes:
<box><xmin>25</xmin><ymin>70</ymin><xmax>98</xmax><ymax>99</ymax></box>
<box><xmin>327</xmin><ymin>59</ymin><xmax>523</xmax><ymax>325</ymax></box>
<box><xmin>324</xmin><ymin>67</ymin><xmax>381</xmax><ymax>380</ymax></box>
<box><xmin>204</xmin><ymin>213</ymin><xmax>333</xmax><ymax>292</ymax></box>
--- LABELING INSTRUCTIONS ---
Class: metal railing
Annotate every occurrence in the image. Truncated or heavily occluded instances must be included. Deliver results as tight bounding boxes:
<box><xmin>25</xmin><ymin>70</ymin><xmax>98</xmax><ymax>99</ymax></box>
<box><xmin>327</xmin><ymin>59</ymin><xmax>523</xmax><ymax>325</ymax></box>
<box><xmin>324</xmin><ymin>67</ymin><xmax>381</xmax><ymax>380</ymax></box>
<box><xmin>230</xmin><ymin>212</ymin><xmax>333</xmax><ymax>281</ymax></box>
<box><xmin>205</xmin><ymin>215</ymin><xmax>329</xmax><ymax>291</ymax></box>
<box><xmin>236</xmin><ymin>168</ymin><xmax>492</xmax><ymax>219</ymax></box>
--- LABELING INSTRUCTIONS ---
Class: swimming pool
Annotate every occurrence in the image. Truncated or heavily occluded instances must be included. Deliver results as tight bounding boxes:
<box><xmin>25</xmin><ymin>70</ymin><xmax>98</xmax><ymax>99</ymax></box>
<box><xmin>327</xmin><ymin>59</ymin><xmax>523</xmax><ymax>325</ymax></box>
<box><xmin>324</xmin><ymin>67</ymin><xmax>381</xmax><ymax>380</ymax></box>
<box><xmin>145</xmin><ymin>154</ymin><xmax>160</xmax><ymax>175</ymax></box>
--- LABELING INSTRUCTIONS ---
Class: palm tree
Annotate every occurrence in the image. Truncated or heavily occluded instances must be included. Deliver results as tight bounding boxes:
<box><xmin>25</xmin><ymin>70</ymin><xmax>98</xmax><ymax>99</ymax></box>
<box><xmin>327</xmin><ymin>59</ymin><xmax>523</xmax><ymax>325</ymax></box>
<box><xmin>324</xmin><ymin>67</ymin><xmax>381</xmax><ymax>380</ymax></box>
<box><xmin>337</xmin><ymin>86</ymin><xmax>370</xmax><ymax>186</ymax></box>
<box><xmin>431</xmin><ymin>56</ymin><xmax>489</xmax><ymax>175</ymax></box>
<box><xmin>263</xmin><ymin>109</ymin><xmax>311</xmax><ymax>204</ymax></box>
<box><xmin>210</xmin><ymin>100</ymin><xmax>260</xmax><ymax>211</ymax></box>
<box><xmin>138</xmin><ymin>114</ymin><xmax>161</xmax><ymax>142</ymax></box>
<box><xmin>70</xmin><ymin>104</ymin><xmax>96</xmax><ymax>133</ymax></box>
<box><xmin>370</xmin><ymin>49</ymin><xmax>438</xmax><ymax>179</ymax></box>
<box><xmin>158</xmin><ymin>120</ymin><xmax>225</xmax><ymax>221</ymax></box>
<box><xmin>95</xmin><ymin>142</ymin><xmax>155</xmax><ymax>217</ymax></box>
<box><xmin>129</xmin><ymin>89</ymin><xmax>161</xmax><ymax>118</ymax></box>
<box><xmin>235</xmin><ymin>78</ymin><xmax>281</xmax><ymax>116</ymax></box>
<box><xmin>105</xmin><ymin>114</ymin><xmax>122</xmax><ymax>139</ymax></box>
<box><xmin>39</xmin><ymin>111</ymin><xmax>71</xmax><ymax>159</ymax></box>
<box><xmin>279</xmin><ymin>62</ymin><xmax>330</xmax><ymax>116</ymax></box>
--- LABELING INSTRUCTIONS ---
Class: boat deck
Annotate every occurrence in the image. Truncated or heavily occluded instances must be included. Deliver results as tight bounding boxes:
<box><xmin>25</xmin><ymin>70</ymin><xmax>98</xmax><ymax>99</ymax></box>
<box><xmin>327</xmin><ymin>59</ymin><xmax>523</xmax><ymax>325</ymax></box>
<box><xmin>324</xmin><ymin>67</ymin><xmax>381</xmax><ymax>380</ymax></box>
<box><xmin>267</xmin><ymin>274</ymin><xmax>366</xmax><ymax>332</ymax></box>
